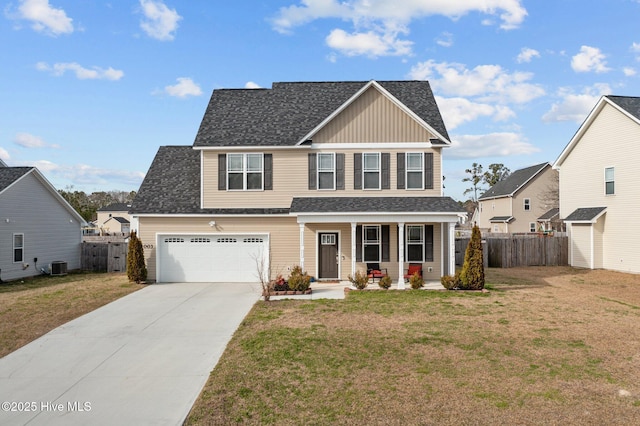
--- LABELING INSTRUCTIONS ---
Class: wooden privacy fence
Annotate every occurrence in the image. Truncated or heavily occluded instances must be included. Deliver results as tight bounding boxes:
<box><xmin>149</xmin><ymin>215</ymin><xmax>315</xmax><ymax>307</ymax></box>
<box><xmin>456</xmin><ymin>236</ymin><xmax>568</xmax><ymax>268</ymax></box>
<box><xmin>81</xmin><ymin>242</ymin><xmax>128</xmax><ymax>272</ymax></box>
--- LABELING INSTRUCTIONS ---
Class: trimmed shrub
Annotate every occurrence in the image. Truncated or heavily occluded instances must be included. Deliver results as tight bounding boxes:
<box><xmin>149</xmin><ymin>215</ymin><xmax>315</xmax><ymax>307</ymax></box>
<box><xmin>459</xmin><ymin>224</ymin><xmax>485</xmax><ymax>290</ymax></box>
<box><xmin>409</xmin><ymin>271</ymin><xmax>424</xmax><ymax>289</ymax></box>
<box><xmin>348</xmin><ymin>270</ymin><xmax>369</xmax><ymax>290</ymax></box>
<box><xmin>378</xmin><ymin>275</ymin><xmax>392</xmax><ymax>289</ymax></box>
<box><xmin>441</xmin><ymin>273</ymin><xmax>461</xmax><ymax>290</ymax></box>
<box><xmin>287</xmin><ymin>265</ymin><xmax>311</xmax><ymax>291</ymax></box>
<box><xmin>127</xmin><ymin>231</ymin><xmax>147</xmax><ymax>284</ymax></box>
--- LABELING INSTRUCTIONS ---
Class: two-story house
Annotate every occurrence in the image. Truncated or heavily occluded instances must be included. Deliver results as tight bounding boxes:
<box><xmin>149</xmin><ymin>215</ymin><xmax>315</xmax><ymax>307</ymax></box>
<box><xmin>554</xmin><ymin>95</ymin><xmax>640</xmax><ymax>273</ymax></box>
<box><xmin>130</xmin><ymin>80</ymin><xmax>465</xmax><ymax>286</ymax></box>
<box><xmin>96</xmin><ymin>203</ymin><xmax>131</xmax><ymax>235</ymax></box>
<box><xmin>475</xmin><ymin>163</ymin><xmax>559</xmax><ymax>234</ymax></box>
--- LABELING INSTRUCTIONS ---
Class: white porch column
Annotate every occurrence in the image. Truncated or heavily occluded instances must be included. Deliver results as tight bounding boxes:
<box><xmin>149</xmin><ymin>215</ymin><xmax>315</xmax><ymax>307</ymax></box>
<box><xmin>448</xmin><ymin>222</ymin><xmax>456</xmax><ymax>276</ymax></box>
<box><xmin>351</xmin><ymin>222</ymin><xmax>357</xmax><ymax>278</ymax></box>
<box><xmin>299</xmin><ymin>223</ymin><xmax>305</xmax><ymax>270</ymax></box>
<box><xmin>397</xmin><ymin>222</ymin><xmax>405</xmax><ymax>290</ymax></box>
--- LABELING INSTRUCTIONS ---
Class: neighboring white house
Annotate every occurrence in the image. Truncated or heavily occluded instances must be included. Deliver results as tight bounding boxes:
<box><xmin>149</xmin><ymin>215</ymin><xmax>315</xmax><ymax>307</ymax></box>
<box><xmin>475</xmin><ymin>163</ymin><xmax>559</xmax><ymax>234</ymax></box>
<box><xmin>554</xmin><ymin>95</ymin><xmax>640</xmax><ymax>273</ymax></box>
<box><xmin>0</xmin><ymin>166</ymin><xmax>85</xmax><ymax>281</ymax></box>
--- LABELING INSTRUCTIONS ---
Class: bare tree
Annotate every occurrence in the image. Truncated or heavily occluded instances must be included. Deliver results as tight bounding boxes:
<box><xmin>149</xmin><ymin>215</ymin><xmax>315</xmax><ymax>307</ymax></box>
<box><xmin>254</xmin><ymin>250</ymin><xmax>273</xmax><ymax>301</ymax></box>
<box><xmin>462</xmin><ymin>163</ymin><xmax>485</xmax><ymax>202</ymax></box>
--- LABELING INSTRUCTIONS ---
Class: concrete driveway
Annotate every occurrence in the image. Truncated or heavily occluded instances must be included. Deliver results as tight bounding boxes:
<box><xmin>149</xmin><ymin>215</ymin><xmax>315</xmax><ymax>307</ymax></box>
<box><xmin>0</xmin><ymin>282</ymin><xmax>260</xmax><ymax>426</ymax></box>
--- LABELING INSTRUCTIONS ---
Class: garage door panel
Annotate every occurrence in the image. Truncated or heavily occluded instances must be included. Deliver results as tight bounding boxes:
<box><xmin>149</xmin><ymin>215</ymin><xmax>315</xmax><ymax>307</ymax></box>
<box><xmin>157</xmin><ymin>234</ymin><xmax>268</xmax><ymax>283</ymax></box>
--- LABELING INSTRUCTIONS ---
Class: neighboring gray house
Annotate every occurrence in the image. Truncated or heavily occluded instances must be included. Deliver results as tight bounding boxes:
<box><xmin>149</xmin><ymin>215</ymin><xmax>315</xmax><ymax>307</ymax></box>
<box><xmin>0</xmin><ymin>166</ymin><xmax>85</xmax><ymax>281</ymax></box>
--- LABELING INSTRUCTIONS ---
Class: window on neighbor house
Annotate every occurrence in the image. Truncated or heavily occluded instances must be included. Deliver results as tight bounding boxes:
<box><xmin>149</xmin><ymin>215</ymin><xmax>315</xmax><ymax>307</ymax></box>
<box><xmin>363</xmin><ymin>225</ymin><xmax>381</xmax><ymax>262</ymax></box>
<box><xmin>363</xmin><ymin>153</ymin><xmax>381</xmax><ymax>190</ymax></box>
<box><xmin>530</xmin><ymin>223</ymin><xmax>537</xmax><ymax>233</ymax></box>
<box><xmin>13</xmin><ymin>233</ymin><xmax>24</xmax><ymax>263</ymax></box>
<box><xmin>317</xmin><ymin>153</ymin><xmax>335</xmax><ymax>190</ymax></box>
<box><xmin>228</xmin><ymin>153</ymin><xmax>263</xmax><ymax>191</ymax></box>
<box><xmin>524</xmin><ymin>198</ymin><xmax>531</xmax><ymax>211</ymax></box>
<box><xmin>406</xmin><ymin>153</ymin><xmax>424</xmax><ymax>190</ymax></box>
<box><xmin>605</xmin><ymin>167</ymin><xmax>615</xmax><ymax>195</ymax></box>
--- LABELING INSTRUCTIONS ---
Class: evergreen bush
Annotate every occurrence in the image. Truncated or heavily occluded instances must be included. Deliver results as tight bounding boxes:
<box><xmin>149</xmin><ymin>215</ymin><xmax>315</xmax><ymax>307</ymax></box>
<box><xmin>409</xmin><ymin>271</ymin><xmax>425</xmax><ymax>289</ymax></box>
<box><xmin>348</xmin><ymin>270</ymin><xmax>369</xmax><ymax>290</ymax></box>
<box><xmin>127</xmin><ymin>231</ymin><xmax>147</xmax><ymax>284</ymax></box>
<box><xmin>287</xmin><ymin>265</ymin><xmax>311</xmax><ymax>291</ymax></box>
<box><xmin>459</xmin><ymin>224</ymin><xmax>484</xmax><ymax>290</ymax></box>
<box><xmin>378</xmin><ymin>275</ymin><xmax>392</xmax><ymax>289</ymax></box>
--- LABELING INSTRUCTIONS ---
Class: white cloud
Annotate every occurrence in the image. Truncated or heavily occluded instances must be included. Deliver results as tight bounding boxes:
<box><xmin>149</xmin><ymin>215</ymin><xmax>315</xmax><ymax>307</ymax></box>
<box><xmin>516</xmin><ymin>47</ymin><xmax>540</xmax><ymax>63</ymax></box>
<box><xmin>139</xmin><ymin>0</ymin><xmax>182</xmax><ymax>41</ymax></box>
<box><xmin>36</xmin><ymin>62</ymin><xmax>124</xmax><ymax>80</ymax></box>
<box><xmin>162</xmin><ymin>77</ymin><xmax>202</xmax><ymax>98</ymax></box>
<box><xmin>17</xmin><ymin>160</ymin><xmax>145</xmax><ymax>187</ymax></box>
<box><xmin>631</xmin><ymin>42</ymin><xmax>640</xmax><ymax>60</ymax></box>
<box><xmin>447</xmin><ymin>133</ymin><xmax>539</xmax><ymax>159</ymax></box>
<box><xmin>408</xmin><ymin>60</ymin><xmax>545</xmax><ymax>104</ymax></box>
<box><xmin>435</xmin><ymin>96</ymin><xmax>514</xmax><ymax>130</ymax></box>
<box><xmin>0</xmin><ymin>147</ymin><xmax>9</xmax><ymax>161</ymax></box>
<box><xmin>436</xmin><ymin>32</ymin><xmax>454</xmax><ymax>48</ymax></box>
<box><xmin>542</xmin><ymin>83</ymin><xmax>611</xmax><ymax>123</ymax></box>
<box><xmin>571</xmin><ymin>45</ymin><xmax>611</xmax><ymax>73</ymax></box>
<box><xmin>10</xmin><ymin>0</ymin><xmax>74</xmax><ymax>36</ymax></box>
<box><xmin>13</xmin><ymin>132</ymin><xmax>60</xmax><ymax>149</ymax></box>
<box><xmin>272</xmin><ymin>0</ymin><xmax>526</xmax><ymax>57</ymax></box>
<box><xmin>326</xmin><ymin>28</ymin><xmax>412</xmax><ymax>57</ymax></box>
<box><xmin>244</xmin><ymin>81</ymin><xmax>262</xmax><ymax>89</ymax></box>
<box><xmin>623</xmin><ymin>67</ymin><xmax>636</xmax><ymax>77</ymax></box>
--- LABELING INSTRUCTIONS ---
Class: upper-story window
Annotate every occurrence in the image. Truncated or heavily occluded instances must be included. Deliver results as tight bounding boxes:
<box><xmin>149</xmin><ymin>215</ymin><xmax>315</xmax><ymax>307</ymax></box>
<box><xmin>523</xmin><ymin>198</ymin><xmax>530</xmax><ymax>211</ymax></box>
<box><xmin>605</xmin><ymin>167</ymin><xmax>615</xmax><ymax>195</ymax></box>
<box><xmin>363</xmin><ymin>153</ymin><xmax>381</xmax><ymax>190</ymax></box>
<box><xmin>406</xmin><ymin>153</ymin><xmax>424</xmax><ymax>190</ymax></box>
<box><xmin>317</xmin><ymin>153</ymin><xmax>335</xmax><ymax>190</ymax></box>
<box><xmin>227</xmin><ymin>153</ymin><xmax>263</xmax><ymax>191</ymax></box>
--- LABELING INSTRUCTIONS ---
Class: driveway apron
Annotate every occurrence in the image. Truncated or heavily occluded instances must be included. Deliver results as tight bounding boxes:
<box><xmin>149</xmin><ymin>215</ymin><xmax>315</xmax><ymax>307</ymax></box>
<box><xmin>0</xmin><ymin>282</ymin><xmax>260</xmax><ymax>426</ymax></box>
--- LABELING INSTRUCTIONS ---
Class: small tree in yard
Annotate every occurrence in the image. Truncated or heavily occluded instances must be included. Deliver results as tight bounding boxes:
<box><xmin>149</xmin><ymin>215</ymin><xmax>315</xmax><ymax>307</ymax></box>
<box><xmin>459</xmin><ymin>224</ymin><xmax>484</xmax><ymax>290</ymax></box>
<box><xmin>127</xmin><ymin>231</ymin><xmax>147</xmax><ymax>284</ymax></box>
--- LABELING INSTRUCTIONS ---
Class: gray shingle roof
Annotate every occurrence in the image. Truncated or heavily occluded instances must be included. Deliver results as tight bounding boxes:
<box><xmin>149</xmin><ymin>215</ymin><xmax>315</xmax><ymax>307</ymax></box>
<box><xmin>0</xmin><ymin>167</ymin><xmax>32</xmax><ymax>193</ymax></box>
<box><xmin>98</xmin><ymin>203</ymin><xmax>131</xmax><ymax>212</ymax></box>
<box><xmin>479</xmin><ymin>162</ymin><xmax>549</xmax><ymax>200</ymax></box>
<box><xmin>110</xmin><ymin>216</ymin><xmax>130</xmax><ymax>224</ymax></box>
<box><xmin>130</xmin><ymin>146</ymin><xmax>290</xmax><ymax>215</ymax></box>
<box><xmin>538</xmin><ymin>207</ymin><xmax>559</xmax><ymax>221</ymax></box>
<box><xmin>489</xmin><ymin>216</ymin><xmax>514</xmax><ymax>223</ymax></box>
<box><xmin>607</xmin><ymin>96</ymin><xmax>640</xmax><ymax>121</ymax></box>
<box><xmin>564</xmin><ymin>207</ymin><xmax>606</xmax><ymax>222</ymax></box>
<box><xmin>290</xmin><ymin>197</ymin><xmax>464</xmax><ymax>213</ymax></box>
<box><xmin>193</xmin><ymin>80</ymin><xmax>449</xmax><ymax>147</ymax></box>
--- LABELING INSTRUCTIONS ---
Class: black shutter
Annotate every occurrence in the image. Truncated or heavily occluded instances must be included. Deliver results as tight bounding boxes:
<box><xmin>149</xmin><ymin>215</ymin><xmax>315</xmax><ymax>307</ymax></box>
<box><xmin>425</xmin><ymin>225</ymin><xmax>434</xmax><ymax>262</ymax></box>
<box><xmin>381</xmin><ymin>153</ymin><xmax>390</xmax><ymax>189</ymax></box>
<box><xmin>336</xmin><ymin>153</ymin><xmax>345</xmax><ymax>190</ymax></box>
<box><xmin>308</xmin><ymin>153</ymin><xmax>317</xmax><ymax>190</ymax></box>
<box><xmin>264</xmin><ymin>154</ymin><xmax>273</xmax><ymax>190</ymax></box>
<box><xmin>382</xmin><ymin>225</ymin><xmax>390</xmax><ymax>262</ymax></box>
<box><xmin>218</xmin><ymin>154</ymin><xmax>226</xmax><ymax>190</ymax></box>
<box><xmin>425</xmin><ymin>152</ymin><xmax>434</xmax><ymax>190</ymax></box>
<box><xmin>397</xmin><ymin>152</ymin><xmax>405</xmax><ymax>189</ymax></box>
<box><xmin>356</xmin><ymin>225</ymin><xmax>362</xmax><ymax>262</ymax></box>
<box><xmin>354</xmin><ymin>153</ymin><xmax>362</xmax><ymax>190</ymax></box>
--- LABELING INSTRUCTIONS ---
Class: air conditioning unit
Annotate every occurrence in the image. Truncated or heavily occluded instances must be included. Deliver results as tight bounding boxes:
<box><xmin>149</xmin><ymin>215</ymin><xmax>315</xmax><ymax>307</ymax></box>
<box><xmin>51</xmin><ymin>261</ymin><xmax>68</xmax><ymax>276</ymax></box>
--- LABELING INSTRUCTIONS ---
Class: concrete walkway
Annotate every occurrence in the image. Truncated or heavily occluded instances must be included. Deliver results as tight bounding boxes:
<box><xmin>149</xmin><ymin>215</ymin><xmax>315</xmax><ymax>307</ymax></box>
<box><xmin>0</xmin><ymin>282</ymin><xmax>261</xmax><ymax>426</ymax></box>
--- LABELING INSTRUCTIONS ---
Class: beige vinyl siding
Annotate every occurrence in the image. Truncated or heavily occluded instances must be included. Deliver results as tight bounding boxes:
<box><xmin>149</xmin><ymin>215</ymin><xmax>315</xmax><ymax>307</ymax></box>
<box><xmin>138</xmin><ymin>216</ymin><xmax>299</xmax><ymax>282</ymax></box>
<box><xmin>478</xmin><ymin>197</ymin><xmax>511</xmax><ymax>233</ymax></box>
<box><xmin>593</xmin><ymin>215</ymin><xmax>605</xmax><ymax>269</ymax></box>
<box><xmin>510</xmin><ymin>167</ymin><xmax>558</xmax><ymax>234</ymax></box>
<box><xmin>313</xmin><ymin>86</ymin><xmax>435</xmax><ymax>143</ymax></box>
<box><xmin>559</xmin><ymin>103</ymin><xmax>640</xmax><ymax>273</ymax></box>
<box><xmin>570</xmin><ymin>224</ymin><xmax>592</xmax><ymax>268</ymax></box>
<box><xmin>202</xmin><ymin>148</ymin><xmax>442</xmax><ymax>208</ymax></box>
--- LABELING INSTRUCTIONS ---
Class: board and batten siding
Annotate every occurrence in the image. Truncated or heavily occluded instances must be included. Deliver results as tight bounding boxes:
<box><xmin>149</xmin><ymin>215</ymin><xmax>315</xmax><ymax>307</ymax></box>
<box><xmin>137</xmin><ymin>216</ymin><xmax>300</xmax><ymax>282</ymax></box>
<box><xmin>201</xmin><ymin>148</ymin><xmax>442</xmax><ymax>209</ymax></box>
<box><xmin>312</xmin><ymin>86</ymin><xmax>435</xmax><ymax>143</ymax></box>
<box><xmin>0</xmin><ymin>172</ymin><xmax>81</xmax><ymax>281</ymax></box>
<box><xmin>559</xmin><ymin>102</ymin><xmax>640</xmax><ymax>273</ymax></box>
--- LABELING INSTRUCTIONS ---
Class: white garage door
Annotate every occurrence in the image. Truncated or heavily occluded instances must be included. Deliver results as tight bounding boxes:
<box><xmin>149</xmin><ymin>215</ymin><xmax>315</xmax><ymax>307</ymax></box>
<box><xmin>157</xmin><ymin>234</ymin><xmax>269</xmax><ymax>283</ymax></box>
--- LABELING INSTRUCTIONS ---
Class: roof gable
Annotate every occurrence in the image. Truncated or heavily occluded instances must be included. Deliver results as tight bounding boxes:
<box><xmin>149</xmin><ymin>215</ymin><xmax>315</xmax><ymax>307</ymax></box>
<box><xmin>192</xmin><ymin>80</ymin><xmax>449</xmax><ymax>148</ymax></box>
<box><xmin>554</xmin><ymin>95</ymin><xmax>640</xmax><ymax>167</ymax></box>
<box><xmin>479</xmin><ymin>162</ymin><xmax>550</xmax><ymax>200</ymax></box>
<box><xmin>0</xmin><ymin>158</ymin><xmax>7</xmax><ymax>167</ymax></box>
<box><xmin>0</xmin><ymin>167</ymin><xmax>32</xmax><ymax>193</ymax></box>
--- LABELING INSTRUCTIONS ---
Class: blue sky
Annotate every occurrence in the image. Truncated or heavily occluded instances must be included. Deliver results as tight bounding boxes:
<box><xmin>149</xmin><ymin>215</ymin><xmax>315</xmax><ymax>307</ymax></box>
<box><xmin>2</xmin><ymin>0</ymin><xmax>640</xmax><ymax>201</ymax></box>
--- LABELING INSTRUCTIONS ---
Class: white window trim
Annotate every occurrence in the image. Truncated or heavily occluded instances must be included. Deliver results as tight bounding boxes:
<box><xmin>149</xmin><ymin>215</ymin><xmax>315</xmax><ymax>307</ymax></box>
<box><xmin>523</xmin><ymin>198</ymin><xmax>531</xmax><ymax>211</ymax></box>
<box><xmin>604</xmin><ymin>166</ymin><xmax>615</xmax><ymax>195</ymax></box>
<box><xmin>362</xmin><ymin>152</ymin><xmax>381</xmax><ymax>190</ymax></box>
<box><xmin>317</xmin><ymin>152</ymin><xmax>336</xmax><ymax>191</ymax></box>
<box><xmin>363</xmin><ymin>224</ymin><xmax>381</xmax><ymax>262</ymax></box>
<box><xmin>405</xmin><ymin>152</ymin><xmax>424</xmax><ymax>190</ymax></box>
<box><xmin>405</xmin><ymin>224</ymin><xmax>424</xmax><ymax>262</ymax></box>
<box><xmin>227</xmin><ymin>153</ymin><xmax>264</xmax><ymax>191</ymax></box>
<box><xmin>529</xmin><ymin>222</ymin><xmax>537</xmax><ymax>233</ymax></box>
<box><xmin>13</xmin><ymin>233</ymin><xmax>24</xmax><ymax>263</ymax></box>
